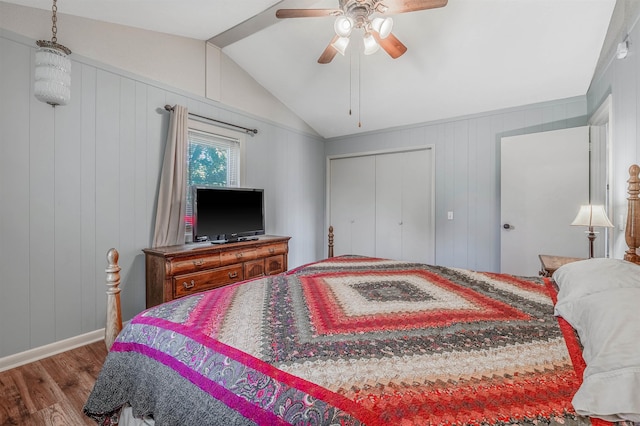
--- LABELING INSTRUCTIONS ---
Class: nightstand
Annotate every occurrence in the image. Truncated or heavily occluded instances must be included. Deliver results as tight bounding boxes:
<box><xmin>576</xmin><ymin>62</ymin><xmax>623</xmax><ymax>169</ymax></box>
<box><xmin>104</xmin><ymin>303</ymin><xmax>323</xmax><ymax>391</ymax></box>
<box><xmin>538</xmin><ymin>254</ymin><xmax>586</xmax><ymax>277</ymax></box>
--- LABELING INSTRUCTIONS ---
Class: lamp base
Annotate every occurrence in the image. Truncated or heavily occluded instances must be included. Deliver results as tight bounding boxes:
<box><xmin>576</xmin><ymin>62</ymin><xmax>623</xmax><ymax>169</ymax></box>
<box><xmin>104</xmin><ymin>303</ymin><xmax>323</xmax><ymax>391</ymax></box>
<box><xmin>586</xmin><ymin>228</ymin><xmax>598</xmax><ymax>258</ymax></box>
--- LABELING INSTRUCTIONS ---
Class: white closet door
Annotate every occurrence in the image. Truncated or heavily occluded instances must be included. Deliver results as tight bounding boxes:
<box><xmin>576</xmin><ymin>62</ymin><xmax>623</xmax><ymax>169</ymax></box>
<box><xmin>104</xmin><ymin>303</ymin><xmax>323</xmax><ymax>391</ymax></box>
<box><xmin>375</xmin><ymin>150</ymin><xmax>433</xmax><ymax>263</ymax></box>
<box><xmin>329</xmin><ymin>155</ymin><xmax>376</xmax><ymax>256</ymax></box>
<box><xmin>401</xmin><ymin>149</ymin><xmax>433</xmax><ymax>263</ymax></box>
<box><xmin>375</xmin><ymin>153</ymin><xmax>403</xmax><ymax>259</ymax></box>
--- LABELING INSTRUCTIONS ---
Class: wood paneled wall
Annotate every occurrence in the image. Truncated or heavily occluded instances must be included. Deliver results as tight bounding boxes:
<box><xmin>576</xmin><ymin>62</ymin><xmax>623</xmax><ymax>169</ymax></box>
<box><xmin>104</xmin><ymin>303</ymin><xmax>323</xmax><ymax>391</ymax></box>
<box><xmin>0</xmin><ymin>30</ymin><xmax>325</xmax><ymax>358</ymax></box>
<box><xmin>587</xmin><ymin>4</ymin><xmax>640</xmax><ymax>261</ymax></box>
<box><xmin>325</xmin><ymin>98</ymin><xmax>588</xmax><ymax>272</ymax></box>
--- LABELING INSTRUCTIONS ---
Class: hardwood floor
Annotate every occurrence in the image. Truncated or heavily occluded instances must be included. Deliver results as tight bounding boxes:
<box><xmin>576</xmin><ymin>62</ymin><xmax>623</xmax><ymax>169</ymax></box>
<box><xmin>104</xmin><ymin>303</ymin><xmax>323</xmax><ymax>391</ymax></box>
<box><xmin>0</xmin><ymin>341</ymin><xmax>108</xmax><ymax>426</ymax></box>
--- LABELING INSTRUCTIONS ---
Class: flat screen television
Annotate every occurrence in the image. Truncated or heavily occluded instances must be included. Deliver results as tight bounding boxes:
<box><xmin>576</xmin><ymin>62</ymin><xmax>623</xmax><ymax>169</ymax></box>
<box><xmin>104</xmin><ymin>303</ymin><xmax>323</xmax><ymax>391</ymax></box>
<box><xmin>192</xmin><ymin>186</ymin><xmax>265</xmax><ymax>244</ymax></box>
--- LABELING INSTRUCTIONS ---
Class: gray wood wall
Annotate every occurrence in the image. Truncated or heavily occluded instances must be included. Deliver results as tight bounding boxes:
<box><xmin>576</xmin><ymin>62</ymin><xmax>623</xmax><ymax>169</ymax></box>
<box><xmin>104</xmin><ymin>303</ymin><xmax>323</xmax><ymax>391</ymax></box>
<box><xmin>0</xmin><ymin>30</ymin><xmax>325</xmax><ymax>358</ymax></box>
<box><xmin>587</xmin><ymin>4</ymin><xmax>640</xmax><ymax>260</ymax></box>
<box><xmin>4</xmin><ymin>0</ymin><xmax>640</xmax><ymax>360</ymax></box>
<box><xmin>325</xmin><ymin>98</ymin><xmax>588</xmax><ymax>272</ymax></box>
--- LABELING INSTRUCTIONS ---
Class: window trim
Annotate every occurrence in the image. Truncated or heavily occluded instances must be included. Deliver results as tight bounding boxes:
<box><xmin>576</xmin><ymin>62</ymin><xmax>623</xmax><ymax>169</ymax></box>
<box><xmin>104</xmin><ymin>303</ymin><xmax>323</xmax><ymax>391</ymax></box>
<box><xmin>188</xmin><ymin>118</ymin><xmax>247</xmax><ymax>186</ymax></box>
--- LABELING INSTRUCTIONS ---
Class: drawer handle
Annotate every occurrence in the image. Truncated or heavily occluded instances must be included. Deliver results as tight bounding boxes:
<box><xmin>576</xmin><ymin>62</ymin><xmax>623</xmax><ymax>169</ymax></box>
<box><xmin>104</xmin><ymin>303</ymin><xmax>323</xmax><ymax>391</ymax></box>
<box><xmin>183</xmin><ymin>280</ymin><xmax>196</xmax><ymax>289</ymax></box>
<box><xmin>236</xmin><ymin>253</ymin><xmax>243</xmax><ymax>259</ymax></box>
<box><xmin>193</xmin><ymin>260</ymin><xmax>204</xmax><ymax>267</ymax></box>
<box><xmin>268</xmin><ymin>248</ymin><xmax>275</xmax><ymax>254</ymax></box>
<box><xmin>228</xmin><ymin>272</ymin><xmax>238</xmax><ymax>279</ymax></box>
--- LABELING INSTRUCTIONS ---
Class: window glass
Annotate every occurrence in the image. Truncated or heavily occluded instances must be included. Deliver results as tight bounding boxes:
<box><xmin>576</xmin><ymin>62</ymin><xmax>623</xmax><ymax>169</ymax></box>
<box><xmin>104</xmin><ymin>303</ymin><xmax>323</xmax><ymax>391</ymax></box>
<box><xmin>185</xmin><ymin>120</ymin><xmax>243</xmax><ymax>241</ymax></box>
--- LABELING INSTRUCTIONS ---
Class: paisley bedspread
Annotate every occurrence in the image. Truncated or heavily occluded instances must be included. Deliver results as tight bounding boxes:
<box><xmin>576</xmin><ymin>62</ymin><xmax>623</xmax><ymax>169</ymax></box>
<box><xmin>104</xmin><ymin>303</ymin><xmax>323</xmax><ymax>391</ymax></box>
<box><xmin>84</xmin><ymin>256</ymin><xmax>593</xmax><ymax>425</ymax></box>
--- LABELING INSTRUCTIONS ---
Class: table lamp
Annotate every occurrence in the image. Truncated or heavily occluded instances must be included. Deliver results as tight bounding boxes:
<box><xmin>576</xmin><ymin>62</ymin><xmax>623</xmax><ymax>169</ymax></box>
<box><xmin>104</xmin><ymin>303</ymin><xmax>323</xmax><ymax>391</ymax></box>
<box><xmin>571</xmin><ymin>205</ymin><xmax>614</xmax><ymax>258</ymax></box>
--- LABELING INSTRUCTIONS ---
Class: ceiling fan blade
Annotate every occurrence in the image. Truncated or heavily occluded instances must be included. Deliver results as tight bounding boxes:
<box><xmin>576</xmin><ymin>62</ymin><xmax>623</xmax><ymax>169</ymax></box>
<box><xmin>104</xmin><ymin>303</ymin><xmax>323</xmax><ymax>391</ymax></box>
<box><xmin>372</xmin><ymin>32</ymin><xmax>407</xmax><ymax>59</ymax></box>
<box><xmin>318</xmin><ymin>36</ymin><xmax>340</xmax><ymax>64</ymax></box>
<box><xmin>276</xmin><ymin>9</ymin><xmax>342</xmax><ymax>18</ymax></box>
<box><xmin>382</xmin><ymin>0</ymin><xmax>447</xmax><ymax>14</ymax></box>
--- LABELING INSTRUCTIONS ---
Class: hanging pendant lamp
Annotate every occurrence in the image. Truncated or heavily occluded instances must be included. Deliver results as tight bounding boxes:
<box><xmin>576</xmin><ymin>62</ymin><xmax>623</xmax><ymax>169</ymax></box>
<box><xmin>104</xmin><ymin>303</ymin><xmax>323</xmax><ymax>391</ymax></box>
<box><xmin>34</xmin><ymin>0</ymin><xmax>72</xmax><ymax>107</ymax></box>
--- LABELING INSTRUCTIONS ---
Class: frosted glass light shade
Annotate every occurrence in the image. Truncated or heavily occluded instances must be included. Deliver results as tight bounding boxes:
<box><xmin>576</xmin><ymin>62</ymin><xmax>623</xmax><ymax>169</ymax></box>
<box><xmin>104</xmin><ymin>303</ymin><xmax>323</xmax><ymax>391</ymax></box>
<box><xmin>334</xmin><ymin>16</ymin><xmax>354</xmax><ymax>37</ymax></box>
<box><xmin>34</xmin><ymin>45</ymin><xmax>71</xmax><ymax>106</ymax></box>
<box><xmin>371</xmin><ymin>17</ymin><xmax>393</xmax><ymax>39</ymax></box>
<box><xmin>332</xmin><ymin>36</ymin><xmax>350</xmax><ymax>56</ymax></box>
<box><xmin>363</xmin><ymin>33</ymin><xmax>379</xmax><ymax>55</ymax></box>
<box><xmin>571</xmin><ymin>205</ymin><xmax>614</xmax><ymax>228</ymax></box>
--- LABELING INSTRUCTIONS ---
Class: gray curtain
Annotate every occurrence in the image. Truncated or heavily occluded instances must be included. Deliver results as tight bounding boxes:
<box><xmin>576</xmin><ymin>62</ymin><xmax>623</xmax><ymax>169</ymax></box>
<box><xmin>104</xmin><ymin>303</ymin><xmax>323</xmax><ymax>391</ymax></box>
<box><xmin>152</xmin><ymin>105</ymin><xmax>188</xmax><ymax>247</ymax></box>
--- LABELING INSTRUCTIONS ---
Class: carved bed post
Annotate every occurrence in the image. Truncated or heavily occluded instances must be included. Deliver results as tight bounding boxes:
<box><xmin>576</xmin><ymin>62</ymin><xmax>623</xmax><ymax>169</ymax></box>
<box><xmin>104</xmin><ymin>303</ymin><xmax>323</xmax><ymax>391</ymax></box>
<box><xmin>105</xmin><ymin>248</ymin><xmax>123</xmax><ymax>350</ymax></box>
<box><xmin>625</xmin><ymin>165</ymin><xmax>640</xmax><ymax>263</ymax></box>
<box><xmin>328</xmin><ymin>226</ymin><xmax>334</xmax><ymax>258</ymax></box>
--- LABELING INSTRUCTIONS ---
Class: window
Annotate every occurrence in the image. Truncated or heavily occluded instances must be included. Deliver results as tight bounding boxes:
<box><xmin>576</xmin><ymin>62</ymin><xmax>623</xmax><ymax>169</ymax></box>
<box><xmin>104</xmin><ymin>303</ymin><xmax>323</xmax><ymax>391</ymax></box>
<box><xmin>185</xmin><ymin>119</ymin><xmax>244</xmax><ymax>241</ymax></box>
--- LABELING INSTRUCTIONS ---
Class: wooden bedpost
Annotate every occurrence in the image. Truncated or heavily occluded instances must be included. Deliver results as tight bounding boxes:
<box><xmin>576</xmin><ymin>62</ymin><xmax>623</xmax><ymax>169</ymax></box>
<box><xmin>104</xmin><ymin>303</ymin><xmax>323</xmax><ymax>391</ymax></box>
<box><xmin>105</xmin><ymin>248</ymin><xmax>123</xmax><ymax>350</ymax></box>
<box><xmin>625</xmin><ymin>164</ymin><xmax>640</xmax><ymax>264</ymax></box>
<box><xmin>328</xmin><ymin>226</ymin><xmax>334</xmax><ymax>258</ymax></box>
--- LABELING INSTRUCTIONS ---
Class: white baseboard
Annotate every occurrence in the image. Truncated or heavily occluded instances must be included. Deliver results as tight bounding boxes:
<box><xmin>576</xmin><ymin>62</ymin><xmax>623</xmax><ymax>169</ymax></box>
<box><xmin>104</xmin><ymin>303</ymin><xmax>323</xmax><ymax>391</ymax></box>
<box><xmin>0</xmin><ymin>329</ymin><xmax>105</xmax><ymax>372</ymax></box>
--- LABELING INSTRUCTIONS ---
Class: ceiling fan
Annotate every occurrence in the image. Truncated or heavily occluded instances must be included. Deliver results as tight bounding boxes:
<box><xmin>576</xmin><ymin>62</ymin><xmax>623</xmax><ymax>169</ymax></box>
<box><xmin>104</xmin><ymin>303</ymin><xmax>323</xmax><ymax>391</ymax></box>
<box><xmin>276</xmin><ymin>0</ymin><xmax>447</xmax><ymax>64</ymax></box>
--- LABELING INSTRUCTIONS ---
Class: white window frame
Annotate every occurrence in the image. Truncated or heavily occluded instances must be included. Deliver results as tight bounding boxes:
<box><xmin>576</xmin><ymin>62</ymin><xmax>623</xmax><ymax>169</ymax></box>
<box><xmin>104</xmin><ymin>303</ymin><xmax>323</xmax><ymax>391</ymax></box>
<box><xmin>185</xmin><ymin>118</ymin><xmax>246</xmax><ymax>242</ymax></box>
<box><xmin>187</xmin><ymin>118</ymin><xmax>246</xmax><ymax>186</ymax></box>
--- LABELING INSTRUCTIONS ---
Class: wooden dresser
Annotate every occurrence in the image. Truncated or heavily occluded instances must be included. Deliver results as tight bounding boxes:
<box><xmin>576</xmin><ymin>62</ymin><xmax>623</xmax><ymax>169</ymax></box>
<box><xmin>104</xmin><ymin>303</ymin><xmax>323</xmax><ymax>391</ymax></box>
<box><xmin>143</xmin><ymin>235</ymin><xmax>290</xmax><ymax>308</ymax></box>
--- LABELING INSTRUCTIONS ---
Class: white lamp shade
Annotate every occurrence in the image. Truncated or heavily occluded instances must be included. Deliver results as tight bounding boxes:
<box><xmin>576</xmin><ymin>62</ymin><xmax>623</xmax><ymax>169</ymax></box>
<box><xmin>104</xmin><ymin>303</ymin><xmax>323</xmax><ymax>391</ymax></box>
<box><xmin>34</xmin><ymin>46</ymin><xmax>71</xmax><ymax>106</ymax></box>
<box><xmin>571</xmin><ymin>205</ymin><xmax>614</xmax><ymax>228</ymax></box>
<box><xmin>363</xmin><ymin>33</ymin><xmax>380</xmax><ymax>55</ymax></box>
<box><xmin>334</xmin><ymin>16</ymin><xmax>354</xmax><ymax>37</ymax></box>
<box><xmin>331</xmin><ymin>36</ymin><xmax>350</xmax><ymax>56</ymax></box>
<box><xmin>371</xmin><ymin>17</ymin><xmax>393</xmax><ymax>39</ymax></box>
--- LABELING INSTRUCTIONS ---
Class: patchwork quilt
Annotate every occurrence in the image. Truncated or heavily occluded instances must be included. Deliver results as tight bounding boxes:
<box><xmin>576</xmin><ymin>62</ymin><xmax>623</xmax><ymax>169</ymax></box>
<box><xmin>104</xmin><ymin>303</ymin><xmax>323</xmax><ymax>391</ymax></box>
<box><xmin>84</xmin><ymin>256</ymin><xmax>592</xmax><ymax>425</ymax></box>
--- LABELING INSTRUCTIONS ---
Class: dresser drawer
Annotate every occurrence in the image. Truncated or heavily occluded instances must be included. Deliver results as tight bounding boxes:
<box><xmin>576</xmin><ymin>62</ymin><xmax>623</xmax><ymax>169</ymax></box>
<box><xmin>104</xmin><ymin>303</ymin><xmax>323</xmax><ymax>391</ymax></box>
<box><xmin>168</xmin><ymin>254</ymin><xmax>221</xmax><ymax>275</ymax></box>
<box><xmin>220</xmin><ymin>249</ymin><xmax>257</xmax><ymax>265</ymax></box>
<box><xmin>265</xmin><ymin>255</ymin><xmax>285</xmax><ymax>275</ymax></box>
<box><xmin>244</xmin><ymin>259</ymin><xmax>265</xmax><ymax>279</ymax></box>
<box><xmin>256</xmin><ymin>243</ymin><xmax>288</xmax><ymax>258</ymax></box>
<box><xmin>173</xmin><ymin>264</ymin><xmax>243</xmax><ymax>299</ymax></box>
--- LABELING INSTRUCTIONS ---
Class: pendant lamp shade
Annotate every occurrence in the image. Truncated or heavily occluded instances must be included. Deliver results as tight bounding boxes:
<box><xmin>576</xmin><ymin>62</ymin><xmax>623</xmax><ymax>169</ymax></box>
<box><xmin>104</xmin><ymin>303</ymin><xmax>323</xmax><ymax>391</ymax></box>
<box><xmin>35</xmin><ymin>43</ymin><xmax>71</xmax><ymax>106</ymax></box>
<box><xmin>34</xmin><ymin>0</ymin><xmax>71</xmax><ymax>107</ymax></box>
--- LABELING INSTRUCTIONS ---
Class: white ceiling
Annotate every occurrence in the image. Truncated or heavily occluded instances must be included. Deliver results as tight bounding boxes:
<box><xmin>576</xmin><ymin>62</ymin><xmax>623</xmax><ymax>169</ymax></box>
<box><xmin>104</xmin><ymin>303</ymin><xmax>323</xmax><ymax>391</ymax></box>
<box><xmin>7</xmin><ymin>0</ymin><xmax>616</xmax><ymax>139</ymax></box>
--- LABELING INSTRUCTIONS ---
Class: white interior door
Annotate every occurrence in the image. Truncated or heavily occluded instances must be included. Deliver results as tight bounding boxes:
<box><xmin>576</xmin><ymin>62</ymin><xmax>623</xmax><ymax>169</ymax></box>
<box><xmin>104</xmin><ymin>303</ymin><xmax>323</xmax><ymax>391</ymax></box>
<box><xmin>501</xmin><ymin>127</ymin><xmax>589</xmax><ymax>276</ymax></box>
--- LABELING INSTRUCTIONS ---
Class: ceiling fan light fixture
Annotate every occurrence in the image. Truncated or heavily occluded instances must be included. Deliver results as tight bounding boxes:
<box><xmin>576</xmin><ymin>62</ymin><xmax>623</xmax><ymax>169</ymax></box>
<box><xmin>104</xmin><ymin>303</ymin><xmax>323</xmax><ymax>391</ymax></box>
<box><xmin>371</xmin><ymin>17</ymin><xmax>393</xmax><ymax>39</ymax></box>
<box><xmin>334</xmin><ymin>16</ymin><xmax>354</xmax><ymax>37</ymax></box>
<box><xmin>363</xmin><ymin>33</ymin><xmax>379</xmax><ymax>55</ymax></box>
<box><xmin>332</xmin><ymin>36</ymin><xmax>350</xmax><ymax>55</ymax></box>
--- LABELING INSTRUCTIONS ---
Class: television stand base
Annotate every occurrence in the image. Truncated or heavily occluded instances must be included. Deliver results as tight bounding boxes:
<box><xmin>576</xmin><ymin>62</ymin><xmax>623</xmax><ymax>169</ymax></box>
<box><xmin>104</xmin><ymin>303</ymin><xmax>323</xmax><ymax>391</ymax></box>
<box><xmin>210</xmin><ymin>236</ymin><xmax>259</xmax><ymax>245</ymax></box>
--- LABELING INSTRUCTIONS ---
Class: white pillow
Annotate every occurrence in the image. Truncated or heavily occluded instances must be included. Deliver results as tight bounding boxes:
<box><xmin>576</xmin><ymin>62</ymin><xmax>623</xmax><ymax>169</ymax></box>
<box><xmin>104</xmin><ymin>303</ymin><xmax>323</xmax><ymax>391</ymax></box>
<box><xmin>553</xmin><ymin>258</ymin><xmax>640</xmax><ymax>422</ymax></box>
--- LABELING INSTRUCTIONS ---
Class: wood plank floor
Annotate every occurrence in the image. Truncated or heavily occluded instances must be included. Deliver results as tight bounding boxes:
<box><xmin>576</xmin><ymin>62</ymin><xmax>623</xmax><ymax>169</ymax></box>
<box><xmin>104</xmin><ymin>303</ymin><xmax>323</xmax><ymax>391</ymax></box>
<box><xmin>0</xmin><ymin>341</ymin><xmax>108</xmax><ymax>426</ymax></box>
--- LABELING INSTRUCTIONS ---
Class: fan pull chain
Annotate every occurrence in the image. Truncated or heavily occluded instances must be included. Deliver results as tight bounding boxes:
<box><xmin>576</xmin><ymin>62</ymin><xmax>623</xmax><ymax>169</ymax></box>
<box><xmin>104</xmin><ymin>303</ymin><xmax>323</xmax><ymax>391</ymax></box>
<box><xmin>349</xmin><ymin>47</ymin><xmax>352</xmax><ymax>116</ymax></box>
<box><xmin>358</xmin><ymin>52</ymin><xmax>362</xmax><ymax>128</ymax></box>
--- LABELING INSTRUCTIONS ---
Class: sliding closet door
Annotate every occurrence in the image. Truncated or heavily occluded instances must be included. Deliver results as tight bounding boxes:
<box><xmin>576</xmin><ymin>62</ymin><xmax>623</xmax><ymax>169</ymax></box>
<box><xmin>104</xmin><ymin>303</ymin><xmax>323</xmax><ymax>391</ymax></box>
<box><xmin>329</xmin><ymin>155</ymin><xmax>376</xmax><ymax>256</ymax></box>
<box><xmin>329</xmin><ymin>148</ymin><xmax>434</xmax><ymax>262</ymax></box>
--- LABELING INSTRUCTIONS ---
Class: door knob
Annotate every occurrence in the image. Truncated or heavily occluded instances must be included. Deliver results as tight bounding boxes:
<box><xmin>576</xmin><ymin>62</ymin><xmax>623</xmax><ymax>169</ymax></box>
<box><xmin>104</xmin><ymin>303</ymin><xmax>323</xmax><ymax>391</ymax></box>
<box><xmin>503</xmin><ymin>223</ymin><xmax>514</xmax><ymax>230</ymax></box>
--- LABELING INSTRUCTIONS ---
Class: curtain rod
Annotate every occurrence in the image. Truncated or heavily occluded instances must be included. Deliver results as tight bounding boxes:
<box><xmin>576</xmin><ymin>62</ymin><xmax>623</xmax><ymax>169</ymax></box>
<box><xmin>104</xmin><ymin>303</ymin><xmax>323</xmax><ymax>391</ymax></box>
<box><xmin>164</xmin><ymin>105</ymin><xmax>258</xmax><ymax>136</ymax></box>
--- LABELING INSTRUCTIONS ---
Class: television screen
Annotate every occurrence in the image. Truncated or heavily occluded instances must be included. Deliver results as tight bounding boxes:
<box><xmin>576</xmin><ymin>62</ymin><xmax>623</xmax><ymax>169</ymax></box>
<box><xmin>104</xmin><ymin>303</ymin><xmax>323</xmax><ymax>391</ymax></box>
<box><xmin>192</xmin><ymin>187</ymin><xmax>265</xmax><ymax>243</ymax></box>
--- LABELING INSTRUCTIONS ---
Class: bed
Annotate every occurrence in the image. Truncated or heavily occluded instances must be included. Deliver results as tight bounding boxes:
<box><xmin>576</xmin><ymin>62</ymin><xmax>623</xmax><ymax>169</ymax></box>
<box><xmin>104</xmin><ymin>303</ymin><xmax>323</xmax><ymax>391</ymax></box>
<box><xmin>84</xmin><ymin>166</ymin><xmax>640</xmax><ymax>426</ymax></box>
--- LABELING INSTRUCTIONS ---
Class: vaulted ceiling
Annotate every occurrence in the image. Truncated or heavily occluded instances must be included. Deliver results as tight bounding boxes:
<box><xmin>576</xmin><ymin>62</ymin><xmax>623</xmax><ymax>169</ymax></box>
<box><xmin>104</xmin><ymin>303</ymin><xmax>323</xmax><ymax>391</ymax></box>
<box><xmin>7</xmin><ymin>0</ymin><xmax>616</xmax><ymax>138</ymax></box>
